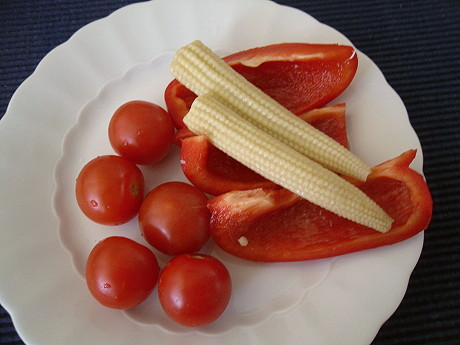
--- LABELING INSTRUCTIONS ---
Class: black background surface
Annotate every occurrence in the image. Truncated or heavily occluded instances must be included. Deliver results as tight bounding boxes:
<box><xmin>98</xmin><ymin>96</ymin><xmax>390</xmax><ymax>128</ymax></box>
<box><xmin>1</xmin><ymin>1</ymin><xmax>459</xmax><ymax>344</ymax></box>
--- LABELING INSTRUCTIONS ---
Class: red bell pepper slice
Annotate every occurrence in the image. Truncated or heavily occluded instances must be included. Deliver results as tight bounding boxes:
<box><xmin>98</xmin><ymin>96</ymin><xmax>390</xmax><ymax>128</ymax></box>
<box><xmin>207</xmin><ymin>150</ymin><xmax>433</xmax><ymax>262</ymax></box>
<box><xmin>164</xmin><ymin>43</ymin><xmax>358</xmax><ymax>130</ymax></box>
<box><xmin>180</xmin><ymin>104</ymin><xmax>348</xmax><ymax>196</ymax></box>
<box><xmin>180</xmin><ymin>136</ymin><xmax>279</xmax><ymax>195</ymax></box>
<box><xmin>164</xmin><ymin>79</ymin><xmax>196</xmax><ymax>130</ymax></box>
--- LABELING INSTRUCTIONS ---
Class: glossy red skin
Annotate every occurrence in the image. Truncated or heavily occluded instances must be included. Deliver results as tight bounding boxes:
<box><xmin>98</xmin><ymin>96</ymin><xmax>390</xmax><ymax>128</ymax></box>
<box><xmin>180</xmin><ymin>104</ymin><xmax>348</xmax><ymax>196</ymax></box>
<box><xmin>158</xmin><ymin>254</ymin><xmax>232</xmax><ymax>327</ymax></box>
<box><xmin>86</xmin><ymin>236</ymin><xmax>160</xmax><ymax>309</ymax></box>
<box><xmin>75</xmin><ymin>155</ymin><xmax>144</xmax><ymax>225</ymax></box>
<box><xmin>108</xmin><ymin>100</ymin><xmax>174</xmax><ymax>165</ymax></box>
<box><xmin>164</xmin><ymin>43</ymin><xmax>358</xmax><ymax>131</ymax></box>
<box><xmin>208</xmin><ymin>150</ymin><xmax>433</xmax><ymax>262</ymax></box>
<box><xmin>164</xmin><ymin>80</ymin><xmax>196</xmax><ymax>130</ymax></box>
<box><xmin>138</xmin><ymin>182</ymin><xmax>211</xmax><ymax>256</ymax></box>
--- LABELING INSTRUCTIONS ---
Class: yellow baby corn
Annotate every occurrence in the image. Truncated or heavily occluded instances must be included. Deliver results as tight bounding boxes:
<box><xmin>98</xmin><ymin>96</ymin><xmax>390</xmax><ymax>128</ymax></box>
<box><xmin>184</xmin><ymin>95</ymin><xmax>393</xmax><ymax>233</ymax></box>
<box><xmin>171</xmin><ymin>40</ymin><xmax>371</xmax><ymax>181</ymax></box>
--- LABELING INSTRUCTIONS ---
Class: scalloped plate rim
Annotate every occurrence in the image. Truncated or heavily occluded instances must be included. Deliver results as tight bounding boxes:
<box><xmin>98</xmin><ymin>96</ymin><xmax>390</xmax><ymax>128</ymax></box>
<box><xmin>0</xmin><ymin>0</ymin><xmax>424</xmax><ymax>344</ymax></box>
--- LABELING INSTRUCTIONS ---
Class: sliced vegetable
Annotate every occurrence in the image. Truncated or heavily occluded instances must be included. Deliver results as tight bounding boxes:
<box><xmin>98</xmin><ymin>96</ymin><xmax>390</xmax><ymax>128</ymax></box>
<box><xmin>225</xmin><ymin>43</ymin><xmax>358</xmax><ymax>114</ymax></box>
<box><xmin>208</xmin><ymin>150</ymin><xmax>432</xmax><ymax>262</ymax></box>
<box><xmin>180</xmin><ymin>104</ymin><xmax>348</xmax><ymax>195</ymax></box>
<box><xmin>181</xmin><ymin>135</ymin><xmax>278</xmax><ymax>195</ymax></box>
<box><xmin>171</xmin><ymin>40</ymin><xmax>369</xmax><ymax>181</ymax></box>
<box><xmin>165</xmin><ymin>42</ymin><xmax>358</xmax><ymax>130</ymax></box>
<box><xmin>183</xmin><ymin>94</ymin><xmax>392</xmax><ymax>232</ymax></box>
<box><xmin>297</xmin><ymin>103</ymin><xmax>348</xmax><ymax>148</ymax></box>
<box><xmin>164</xmin><ymin>79</ymin><xmax>197</xmax><ymax>130</ymax></box>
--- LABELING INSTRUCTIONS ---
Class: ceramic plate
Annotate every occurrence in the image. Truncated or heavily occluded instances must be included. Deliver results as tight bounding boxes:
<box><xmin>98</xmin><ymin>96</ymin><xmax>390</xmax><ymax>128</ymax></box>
<box><xmin>0</xmin><ymin>0</ymin><xmax>424</xmax><ymax>344</ymax></box>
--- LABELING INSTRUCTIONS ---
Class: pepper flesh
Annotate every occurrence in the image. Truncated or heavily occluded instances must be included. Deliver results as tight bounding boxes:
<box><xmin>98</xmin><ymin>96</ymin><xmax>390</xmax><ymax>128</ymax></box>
<box><xmin>164</xmin><ymin>43</ymin><xmax>358</xmax><ymax>132</ymax></box>
<box><xmin>180</xmin><ymin>104</ymin><xmax>348</xmax><ymax>196</ymax></box>
<box><xmin>208</xmin><ymin>150</ymin><xmax>432</xmax><ymax>262</ymax></box>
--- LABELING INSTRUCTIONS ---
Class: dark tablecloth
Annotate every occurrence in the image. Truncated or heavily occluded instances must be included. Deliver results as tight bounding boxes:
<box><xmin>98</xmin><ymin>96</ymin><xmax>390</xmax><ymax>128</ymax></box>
<box><xmin>1</xmin><ymin>1</ymin><xmax>459</xmax><ymax>344</ymax></box>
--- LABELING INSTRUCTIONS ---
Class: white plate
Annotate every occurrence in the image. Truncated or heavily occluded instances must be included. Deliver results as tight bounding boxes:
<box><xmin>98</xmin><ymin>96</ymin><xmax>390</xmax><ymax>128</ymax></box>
<box><xmin>0</xmin><ymin>0</ymin><xmax>424</xmax><ymax>344</ymax></box>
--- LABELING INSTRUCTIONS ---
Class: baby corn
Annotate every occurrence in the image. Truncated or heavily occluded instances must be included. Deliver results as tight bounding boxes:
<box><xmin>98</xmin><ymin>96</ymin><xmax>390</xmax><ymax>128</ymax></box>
<box><xmin>184</xmin><ymin>95</ymin><xmax>393</xmax><ymax>233</ymax></box>
<box><xmin>171</xmin><ymin>40</ymin><xmax>371</xmax><ymax>181</ymax></box>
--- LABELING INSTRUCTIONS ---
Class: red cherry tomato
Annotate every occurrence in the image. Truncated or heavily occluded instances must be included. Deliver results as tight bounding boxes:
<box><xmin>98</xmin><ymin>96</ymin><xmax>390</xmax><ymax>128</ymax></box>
<box><xmin>138</xmin><ymin>182</ymin><xmax>211</xmax><ymax>255</ymax></box>
<box><xmin>75</xmin><ymin>155</ymin><xmax>144</xmax><ymax>225</ymax></box>
<box><xmin>108</xmin><ymin>100</ymin><xmax>174</xmax><ymax>165</ymax></box>
<box><xmin>85</xmin><ymin>236</ymin><xmax>160</xmax><ymax>309</ymax></box>
<box><xmin>158</xmin><ymin>254</ymin><xmax>232</xmax><ymax>327</ymax></box>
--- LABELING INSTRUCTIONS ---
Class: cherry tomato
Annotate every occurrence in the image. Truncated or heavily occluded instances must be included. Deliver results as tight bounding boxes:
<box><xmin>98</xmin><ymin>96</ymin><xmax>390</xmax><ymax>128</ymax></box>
<box><xmin>158</xmin><ymin>254</ymin><xmax>232</xmax><ymax>327</ymax></box>
<box><xmin>108</xmin><ymin>100</ymin><xmax>174</xmax><ymax>165</ymax></box>
<box><xmin>85</xmin><ymin>236</ymin><xmax>160</xmax><ymax>309</ymax></box>
<box><xmin>76</xmin><ymin>155</ymin><xmax>144</xmax><ymax>225</ymax></box>
<box><xmin>138</xmin><ymin>182</ymin><xmax>211</xmax><ymax>255</ymax></box>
